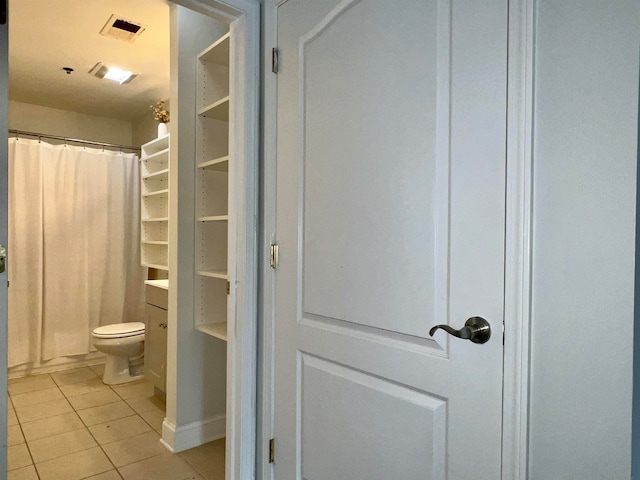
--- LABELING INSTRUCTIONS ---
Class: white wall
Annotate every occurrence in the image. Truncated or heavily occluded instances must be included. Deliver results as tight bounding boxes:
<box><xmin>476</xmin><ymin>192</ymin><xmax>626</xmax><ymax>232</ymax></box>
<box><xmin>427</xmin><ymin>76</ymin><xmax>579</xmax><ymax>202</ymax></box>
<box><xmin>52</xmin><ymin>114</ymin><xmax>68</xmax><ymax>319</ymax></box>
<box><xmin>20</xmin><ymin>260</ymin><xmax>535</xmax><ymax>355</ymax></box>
<box><xmin>529</xmin><ymin>1</ymin><xmax>640</xmax><ymax>478</ymax></box>
<box><xmin>132</xmin><ymin>98</ymin><xmax>171</xmax><ymax>148</ymax></box>
<box><xmin>9</xmin><ymin>100</ymin><xmax>132</xmax><ymax>147</ymax></box>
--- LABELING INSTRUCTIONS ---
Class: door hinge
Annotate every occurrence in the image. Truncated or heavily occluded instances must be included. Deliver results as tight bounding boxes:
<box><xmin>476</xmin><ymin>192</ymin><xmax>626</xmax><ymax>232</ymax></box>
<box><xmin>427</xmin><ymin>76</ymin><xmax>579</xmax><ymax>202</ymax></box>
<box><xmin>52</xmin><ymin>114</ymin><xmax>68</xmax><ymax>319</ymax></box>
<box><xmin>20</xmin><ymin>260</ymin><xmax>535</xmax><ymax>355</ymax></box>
<box><xmin>226</xmin><ymin>281</ymin><xmax>230</xmax><ymax>295</ymax></box>
<box><xmin>272</xmin><ymin>47</ymin><xmax>279</xmax><ymax>74</ymax></box>
<box><xmin>269</xmin><ymin>438</ymin><xmax>275</xmax><ymax>463</ymax></box>
<box><xmin>270</xmin><ymin>243</ymin><xmax>279</xmax><ymax>269</ymax></box>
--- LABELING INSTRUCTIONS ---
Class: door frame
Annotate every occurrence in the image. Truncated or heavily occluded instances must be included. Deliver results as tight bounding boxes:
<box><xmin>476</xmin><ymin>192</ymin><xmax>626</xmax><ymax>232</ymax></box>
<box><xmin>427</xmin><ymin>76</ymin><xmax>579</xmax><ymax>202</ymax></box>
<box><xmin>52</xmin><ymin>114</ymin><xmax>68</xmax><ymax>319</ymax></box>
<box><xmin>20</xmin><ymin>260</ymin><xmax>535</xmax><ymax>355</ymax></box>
<box><xmin>0</xmin><ymin>6</ymin><xmax>8</xmax><ymax>475</ymax></box>
<box><xmin>258</xmin><ymin>0</ymin><xmax>535</xmax><ymax>478</ymax></box>
<box><xmin>167</xmin><ymin>0</ymin><xmax>260</xmax><ymax>479</ymax></box>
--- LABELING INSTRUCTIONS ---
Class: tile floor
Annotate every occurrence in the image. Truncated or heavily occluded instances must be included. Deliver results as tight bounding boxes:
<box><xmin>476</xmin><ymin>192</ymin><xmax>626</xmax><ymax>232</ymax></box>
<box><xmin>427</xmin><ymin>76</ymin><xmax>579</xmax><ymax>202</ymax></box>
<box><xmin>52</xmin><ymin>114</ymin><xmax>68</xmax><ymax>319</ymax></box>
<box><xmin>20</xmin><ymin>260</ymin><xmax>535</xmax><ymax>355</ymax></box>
<box><xmin>7</xmin><ymin>365</ymin><xmax>225</xmax><ymax>480</ymax></box>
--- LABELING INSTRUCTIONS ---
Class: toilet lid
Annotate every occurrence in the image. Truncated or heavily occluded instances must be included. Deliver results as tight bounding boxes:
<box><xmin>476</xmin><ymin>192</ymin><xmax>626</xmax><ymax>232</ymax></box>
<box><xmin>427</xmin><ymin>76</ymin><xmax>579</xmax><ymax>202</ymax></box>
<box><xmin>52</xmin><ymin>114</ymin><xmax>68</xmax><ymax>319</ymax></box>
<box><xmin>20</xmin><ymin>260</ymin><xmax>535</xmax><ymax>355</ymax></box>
<box><xmin>93</xmin><ymin>322</ymin><xmax>145</xmax><ymax>338</ymax></box>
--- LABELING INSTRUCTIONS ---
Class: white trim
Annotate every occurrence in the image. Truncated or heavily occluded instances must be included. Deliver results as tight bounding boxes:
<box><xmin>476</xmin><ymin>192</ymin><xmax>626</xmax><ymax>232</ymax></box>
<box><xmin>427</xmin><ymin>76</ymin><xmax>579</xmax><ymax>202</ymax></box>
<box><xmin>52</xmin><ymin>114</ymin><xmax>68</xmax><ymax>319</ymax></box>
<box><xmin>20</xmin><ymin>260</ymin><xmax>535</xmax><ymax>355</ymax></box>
<box><xmin>502</xmin><ymin>0</ymin><xmax>534</xmax><ymax>478</ymax></box>
<box><xmin>169</xmin><ymin>1</ymin><xmax>260</xmax><ymax>479</ymax></box>
<box><xmin>161</xmin><ymin>415</ymin><xmax>227</xmax><ymax>453</ymax></box>
<box><xmin>8</xmin><ymin>355</ymin><xmax>105</xmax><ymax>379</ymax></box>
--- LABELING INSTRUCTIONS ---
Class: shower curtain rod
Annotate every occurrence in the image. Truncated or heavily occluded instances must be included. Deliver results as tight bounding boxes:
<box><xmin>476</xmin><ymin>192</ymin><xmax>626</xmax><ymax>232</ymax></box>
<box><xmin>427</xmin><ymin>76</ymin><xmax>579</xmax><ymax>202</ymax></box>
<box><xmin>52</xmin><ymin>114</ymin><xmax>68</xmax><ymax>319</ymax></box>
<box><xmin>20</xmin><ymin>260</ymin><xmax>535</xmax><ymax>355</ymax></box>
<box><xmin>8</xmin><ymin>129</ymin><xmax>140</xmax><ymax>152</ymax></box>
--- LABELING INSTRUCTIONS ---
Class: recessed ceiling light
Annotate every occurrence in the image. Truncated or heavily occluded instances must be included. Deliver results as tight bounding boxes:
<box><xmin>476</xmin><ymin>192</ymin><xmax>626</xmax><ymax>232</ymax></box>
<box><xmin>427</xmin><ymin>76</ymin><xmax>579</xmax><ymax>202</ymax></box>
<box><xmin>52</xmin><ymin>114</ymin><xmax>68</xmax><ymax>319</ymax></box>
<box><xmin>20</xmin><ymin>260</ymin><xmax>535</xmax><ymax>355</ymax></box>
<box><xmin>89</xmin><ymin>62</ymin><xmax>137</xmax><ymax>85</ymax></box>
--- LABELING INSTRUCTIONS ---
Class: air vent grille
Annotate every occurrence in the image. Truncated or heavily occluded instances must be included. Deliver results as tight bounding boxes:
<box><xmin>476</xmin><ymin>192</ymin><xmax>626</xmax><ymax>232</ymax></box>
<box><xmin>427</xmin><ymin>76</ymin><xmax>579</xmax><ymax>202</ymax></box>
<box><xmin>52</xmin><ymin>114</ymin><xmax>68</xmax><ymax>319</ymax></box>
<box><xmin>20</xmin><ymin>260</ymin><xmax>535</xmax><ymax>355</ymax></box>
<box><xmin>100</xmin><ymin>14</ymin><xmax>146</xmax><ymax>43</ymax></box>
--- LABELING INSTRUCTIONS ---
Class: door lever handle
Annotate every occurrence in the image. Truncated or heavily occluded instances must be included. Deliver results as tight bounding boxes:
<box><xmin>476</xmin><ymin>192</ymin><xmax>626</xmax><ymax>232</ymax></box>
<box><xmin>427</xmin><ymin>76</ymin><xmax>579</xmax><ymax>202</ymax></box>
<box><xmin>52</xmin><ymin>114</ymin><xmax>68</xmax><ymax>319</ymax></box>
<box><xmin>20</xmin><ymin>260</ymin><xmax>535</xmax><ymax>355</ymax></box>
<box><xmin>429</xmin><ymin>316</ymin><xmax>491</xmax><ymax>344</ymax></box>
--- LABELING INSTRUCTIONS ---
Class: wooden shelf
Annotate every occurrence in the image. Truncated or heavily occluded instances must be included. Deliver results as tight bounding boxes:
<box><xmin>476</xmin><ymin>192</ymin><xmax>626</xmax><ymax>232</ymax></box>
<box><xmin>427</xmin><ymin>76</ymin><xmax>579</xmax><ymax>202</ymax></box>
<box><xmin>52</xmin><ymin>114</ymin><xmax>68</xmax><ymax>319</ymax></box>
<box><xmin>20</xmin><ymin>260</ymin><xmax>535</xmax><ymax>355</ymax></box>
<box><xmin>142</xmin><ymin>189</ymin><xmax>169</xmax><ymax>198</ymax></box>
<box><xmin>145</xmin><ymin>279</ymin><xmax>169</xmax><ymax>290</ymax></box>
<box><xmin>198</xmin><ymin>156</ymin><xmax>229</xmax><ymax>171</ymax></box>
<box><xmin>142</xmin><ymin>263</ymin><xmax>169</xmax><ymax>271</ymax></box>
<box><xmin>198</xmin><ymin>33</ymin><xmax>230</xmax><ymax>65</ymax></box>
<box><xmin>141</xmin><ymin>133</ymin><xmax>170</xmax><ymax>271</ymax></box>
<box><xmin>198</xmin><ymin>96</ymin><xmax>229</xmax><ymax>121</ymax></box>
<box><xmin>197</xmin><ymin>215</ymin><xmax>228</xmax><ymax>222</ymax></box>
<box><xmin>196</xmin><ymin>270</ymin><xmax>228</xmax><ymax>280</ymax></box>
<box><xmin>143</xmin><ymin>168</ymin><xmax>169</xmax><ymax>180</ymax></box>
<box><xmin>141</xmin><ymin>135</ymin><xmax>170</xmax><ymax>156</ymax></box>
<box><xmin>194</xmin><ymin>33</ymin><xmax>231</xmax><ymax>349</ymax></box>
<box><xmin>196</xmin><ymin>322</ymin><xmax>228</xmax><ymax>341</ymax></box>
<box><xmin>142</xmin><ymin>148</ymin><xmax>169</xmax><ymax>163</ymax></box>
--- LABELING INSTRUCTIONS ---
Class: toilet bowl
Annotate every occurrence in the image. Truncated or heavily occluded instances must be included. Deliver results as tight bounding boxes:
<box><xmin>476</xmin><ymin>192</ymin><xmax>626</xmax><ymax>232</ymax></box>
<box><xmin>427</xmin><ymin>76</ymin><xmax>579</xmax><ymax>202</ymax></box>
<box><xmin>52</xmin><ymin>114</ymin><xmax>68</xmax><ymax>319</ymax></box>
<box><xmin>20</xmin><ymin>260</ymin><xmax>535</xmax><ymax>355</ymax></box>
<box><xmin>92</xmin><ymin>322</ymin><xmax>145</xmax><ymax>385</ymax></box>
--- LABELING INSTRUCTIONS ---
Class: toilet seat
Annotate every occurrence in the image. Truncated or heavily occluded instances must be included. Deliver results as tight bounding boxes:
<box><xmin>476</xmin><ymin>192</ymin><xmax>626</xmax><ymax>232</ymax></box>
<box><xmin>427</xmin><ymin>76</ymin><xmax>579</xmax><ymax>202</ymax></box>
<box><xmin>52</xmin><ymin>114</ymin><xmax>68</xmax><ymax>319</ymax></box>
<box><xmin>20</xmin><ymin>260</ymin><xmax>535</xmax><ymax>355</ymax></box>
<box><xmin>93</xmin><ymin>322</ymin><xmax>145</xmax><ymax>339</ymax></box>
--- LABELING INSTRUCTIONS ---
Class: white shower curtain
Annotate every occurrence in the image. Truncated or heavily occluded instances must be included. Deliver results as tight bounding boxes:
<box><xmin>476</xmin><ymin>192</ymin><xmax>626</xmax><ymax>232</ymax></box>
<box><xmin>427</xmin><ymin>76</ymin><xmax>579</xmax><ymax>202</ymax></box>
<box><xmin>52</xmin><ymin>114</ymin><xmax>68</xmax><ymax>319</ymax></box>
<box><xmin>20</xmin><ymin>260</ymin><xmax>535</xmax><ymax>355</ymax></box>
<box><xmin>8</xmin><ymin>137</ymin><xmax>145</xmax><ymax>367</ymax></box>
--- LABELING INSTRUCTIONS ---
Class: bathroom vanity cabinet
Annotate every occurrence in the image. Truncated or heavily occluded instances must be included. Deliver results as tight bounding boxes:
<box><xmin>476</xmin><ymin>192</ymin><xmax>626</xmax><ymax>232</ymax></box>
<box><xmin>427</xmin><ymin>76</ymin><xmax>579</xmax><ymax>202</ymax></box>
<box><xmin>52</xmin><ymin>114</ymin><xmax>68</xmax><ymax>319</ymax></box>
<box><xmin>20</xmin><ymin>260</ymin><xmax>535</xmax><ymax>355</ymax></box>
<box><xmin>194</xmin><ymin>33</ymin><xmax>231</xmax><ymax>341</ymax></box>
<box><xmin>144</xmin><ymin>281</ymin><xmax>168</xmax><ymax>394</ymax></box>
<box><xmin>140</xmin><ymin>134</ymin><xmax>170</xmax><ymax>270</ymax></box>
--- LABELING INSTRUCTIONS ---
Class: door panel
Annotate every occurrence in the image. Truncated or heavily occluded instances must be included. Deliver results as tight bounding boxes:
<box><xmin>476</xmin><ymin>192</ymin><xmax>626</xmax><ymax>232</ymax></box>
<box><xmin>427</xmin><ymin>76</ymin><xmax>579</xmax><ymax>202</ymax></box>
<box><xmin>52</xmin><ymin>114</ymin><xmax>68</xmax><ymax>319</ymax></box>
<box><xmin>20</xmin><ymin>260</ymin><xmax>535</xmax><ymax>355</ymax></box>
<box><xmin>300</xmin><ymin>0</ymin><xmax>446</xmax><ymax>338</ymax></box>
<box><xmin>274</xmin><ymin>0</ymin><xmax>507</xmax><ymax>478</ymax></box>
<box><xmin>300</xmin><ymin>354</ymin><xmax>446</xmax><ymax>480</ymax></box>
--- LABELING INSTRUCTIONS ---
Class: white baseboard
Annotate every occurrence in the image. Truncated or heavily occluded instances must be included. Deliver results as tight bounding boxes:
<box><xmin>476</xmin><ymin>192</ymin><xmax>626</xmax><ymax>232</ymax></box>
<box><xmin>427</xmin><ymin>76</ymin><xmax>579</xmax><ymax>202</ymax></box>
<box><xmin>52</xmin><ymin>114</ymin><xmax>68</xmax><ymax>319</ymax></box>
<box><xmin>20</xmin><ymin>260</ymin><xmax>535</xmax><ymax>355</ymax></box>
<box><xmin>8</xmin><ymin>353</ymin><xmax>106</xmax><ymax>379</ymax></box>
<box><xmin>160</xmin><ymin>414</ymin><xmax>226</xmax><ymax>453</ymax></box>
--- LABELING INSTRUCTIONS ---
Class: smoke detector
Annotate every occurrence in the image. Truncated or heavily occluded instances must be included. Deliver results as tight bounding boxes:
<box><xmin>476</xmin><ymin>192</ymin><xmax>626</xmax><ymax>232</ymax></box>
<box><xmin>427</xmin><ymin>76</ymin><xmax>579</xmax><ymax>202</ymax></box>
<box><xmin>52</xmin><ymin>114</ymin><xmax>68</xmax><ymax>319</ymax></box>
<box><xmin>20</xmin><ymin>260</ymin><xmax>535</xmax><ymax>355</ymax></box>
<box><xmin>100</xmin><ymin>14</ymin><xmax>146</xmax><ymax>43</ymax></box>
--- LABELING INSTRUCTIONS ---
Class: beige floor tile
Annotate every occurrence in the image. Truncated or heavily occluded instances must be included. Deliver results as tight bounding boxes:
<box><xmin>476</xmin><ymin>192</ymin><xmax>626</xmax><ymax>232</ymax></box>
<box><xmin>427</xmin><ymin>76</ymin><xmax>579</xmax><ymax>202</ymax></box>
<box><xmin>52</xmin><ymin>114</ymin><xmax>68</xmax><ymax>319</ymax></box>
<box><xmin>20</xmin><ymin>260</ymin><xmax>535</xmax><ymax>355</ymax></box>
<box><xmin>139</xmin><ymin>408</ymin><xmax>165</xmax><ymax>433</ymax></box>
<box><xmin>35</xmin><ymin>446</ymin><xmax>112</xmax><ymax>480</ymax></box>
<box><xmin>59</xmin><ymin>377</ymin><xmax>110</xmax><ymax>397</ymax></box>
<box><xmin>112</xmin><ymin>381</ymin><xmax>154</xmax><ymax>400</ymax></box>
<box><xmin>118</xmin><ymin>451</ymin><xmax>203</xmax><ymax>480</ymax></box>
<box><xmin>84</xmin><ymin>471</ymin><xmax>122</xmax><ymax>480</ymax></box>
<box><xmin>8</xmin><ymin>375</ymin><xmax>56</xmax><ymax>396</ymax></box>
<box><xmin>89</xmin><ymin>414</ymin><xmax>152</xmax><ymax>444</ymax></box>
<box><xmin>102</xmin><ymin>430</ymin><xmax>167</xmax><ymax>467</ymax></box>
<box><xmin>21</xmin><ymin>412</ymin><xmax>85</xmax><ymax>442</ymax></box>
<box><xmin>15</xmin><ymin>398</ymin><xmax>74</xmax><ymax>423</ymax></box>
<box><xmin>50</xmin><ymin>367</ymin><xmax>98</xmax><ymax>386</ymax></box>
<box><xmin>66</xmin><ymin>389</ymin><xmax>122</xmax><ymax>411</ymax></box>
<box><xmin>28</xmin><ymin>428</ymin><xmax>97</xmax><ymax>463</ymax></box>
<box><xmin>124</xmin><ymin>394</ymin><xmax>166</xmax><ymax>414</ymax></box>
<box><xmin>7</xmin><ymin>464</ymin><xmax>39</xmax><ymax>480</ymax></box>
<box><xmin>78</xmin><ymin>401</ymin><xmax>136</xmax><ymax>427</ymax></box>
<box><xmin>8</xmin><ymin>424</ymin><xmax>25</xmax><ymax>446</ymax></box>
<box><xmin>89</xmin><ymin>363</ymin><xmax>106</xmax><ymax>376</ymax></box>
<box><xmin>11</xmin><ymin>387</ymin><xmax>64</xmax><ymax>408</ymax></box>
<box><xmin>180</xmin><ymin>438</ymin><xmax>225</xmax><ymax>480</ymax></box>
<box><xmin>8</xmin><ymin>407</ymin><xmax>19</xmax><ymax>426</ymax></box>
<box><xmin>8</xmin><ymin>375</ymin><xmax>38</xmax><ymax>385</ymax></box>
<box><xmin>8</xmin><ymin>444</ymin><xmax>32</xmax><ymax>471</ymax></box>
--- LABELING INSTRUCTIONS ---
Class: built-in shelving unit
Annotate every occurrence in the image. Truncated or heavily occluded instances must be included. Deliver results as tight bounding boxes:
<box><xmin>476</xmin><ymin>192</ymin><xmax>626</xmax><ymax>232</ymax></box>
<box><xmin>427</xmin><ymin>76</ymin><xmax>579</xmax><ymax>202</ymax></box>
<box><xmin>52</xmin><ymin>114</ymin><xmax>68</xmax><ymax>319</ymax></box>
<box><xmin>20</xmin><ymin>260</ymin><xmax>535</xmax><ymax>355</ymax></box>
<box><xmin>140</xmin><ymin>134</ymin><xmax>170</xmax><ymax>270</ymax></box>
<box><xmin>195</xmin><ymin>32</ymin><xmax>231</xmax><ymax>339</ymax></box>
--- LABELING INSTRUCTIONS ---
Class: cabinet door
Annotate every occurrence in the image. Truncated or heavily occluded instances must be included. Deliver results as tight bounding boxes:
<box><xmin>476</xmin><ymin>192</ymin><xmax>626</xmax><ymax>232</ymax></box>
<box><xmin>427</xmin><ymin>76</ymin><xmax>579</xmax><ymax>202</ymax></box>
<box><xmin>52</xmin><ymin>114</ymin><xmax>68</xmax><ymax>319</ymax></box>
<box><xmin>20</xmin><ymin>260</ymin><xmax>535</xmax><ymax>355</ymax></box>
<box><xmin>145</xmin><ymin>304</ymin><xmax>167</xmax><ymax>392</ymax></box>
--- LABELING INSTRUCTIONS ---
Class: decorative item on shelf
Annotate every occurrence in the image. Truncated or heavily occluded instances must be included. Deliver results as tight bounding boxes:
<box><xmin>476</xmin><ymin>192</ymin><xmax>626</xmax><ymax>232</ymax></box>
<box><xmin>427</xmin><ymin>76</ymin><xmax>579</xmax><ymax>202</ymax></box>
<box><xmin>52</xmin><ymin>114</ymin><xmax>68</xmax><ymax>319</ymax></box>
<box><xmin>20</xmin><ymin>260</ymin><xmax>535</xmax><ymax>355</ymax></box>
<box><xmin>151</xmin><ymin>100</ymin><xmax>170</xmax><ymax>138</ymax></box>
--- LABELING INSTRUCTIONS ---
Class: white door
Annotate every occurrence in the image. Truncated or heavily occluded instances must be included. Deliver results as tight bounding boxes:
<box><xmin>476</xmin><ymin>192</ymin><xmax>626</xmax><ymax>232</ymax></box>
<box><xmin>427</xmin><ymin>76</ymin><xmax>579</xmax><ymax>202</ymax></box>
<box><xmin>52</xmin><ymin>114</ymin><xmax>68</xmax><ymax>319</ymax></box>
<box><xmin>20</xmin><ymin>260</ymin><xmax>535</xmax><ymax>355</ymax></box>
<box><xmin>272</xmin><ymin>0</ymin><xmax>508</xmax><ymax>478</ymax></box>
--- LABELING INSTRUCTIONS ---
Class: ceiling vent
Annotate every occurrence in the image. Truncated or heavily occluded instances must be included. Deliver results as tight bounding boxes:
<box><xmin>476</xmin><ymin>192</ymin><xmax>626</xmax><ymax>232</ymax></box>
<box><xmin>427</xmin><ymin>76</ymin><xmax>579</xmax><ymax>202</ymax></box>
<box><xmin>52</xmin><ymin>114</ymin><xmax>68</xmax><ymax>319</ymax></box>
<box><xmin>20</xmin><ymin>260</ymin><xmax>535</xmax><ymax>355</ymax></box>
<box><xmin>100</xmin><ymin>14</ymin><xmax>146</xmax><ymax>43</ymax></box>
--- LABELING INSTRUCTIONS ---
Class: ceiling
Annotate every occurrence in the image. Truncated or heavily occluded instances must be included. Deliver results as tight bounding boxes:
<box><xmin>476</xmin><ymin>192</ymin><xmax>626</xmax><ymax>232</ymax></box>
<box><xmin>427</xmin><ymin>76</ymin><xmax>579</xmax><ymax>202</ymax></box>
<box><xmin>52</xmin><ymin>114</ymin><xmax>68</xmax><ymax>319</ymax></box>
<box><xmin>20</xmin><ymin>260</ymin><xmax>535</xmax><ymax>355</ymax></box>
<box><xmin>9</xmin><ymin>0</ymin><xmax>171</xmax><ymax>121</ymax></box>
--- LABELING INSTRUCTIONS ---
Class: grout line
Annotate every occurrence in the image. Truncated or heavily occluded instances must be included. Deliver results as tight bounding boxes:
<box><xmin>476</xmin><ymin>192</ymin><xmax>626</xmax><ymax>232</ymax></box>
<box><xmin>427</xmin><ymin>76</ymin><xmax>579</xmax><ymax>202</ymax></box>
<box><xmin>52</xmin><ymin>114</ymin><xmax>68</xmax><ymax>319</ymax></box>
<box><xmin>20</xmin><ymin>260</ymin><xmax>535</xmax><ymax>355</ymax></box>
<box><xmin>75</xmin><ymin>383</ymin><xmax>124</xmax><ymax>479</ymax></box>
<box><xmin>8</xmin><ymin>394</ymin><xmax>42</xmax><ymax>480</ymax></box>
<box><xmin>6</xmin><ymin>370</ymin><xmax>228</xmax><ymax>480</ymax></box>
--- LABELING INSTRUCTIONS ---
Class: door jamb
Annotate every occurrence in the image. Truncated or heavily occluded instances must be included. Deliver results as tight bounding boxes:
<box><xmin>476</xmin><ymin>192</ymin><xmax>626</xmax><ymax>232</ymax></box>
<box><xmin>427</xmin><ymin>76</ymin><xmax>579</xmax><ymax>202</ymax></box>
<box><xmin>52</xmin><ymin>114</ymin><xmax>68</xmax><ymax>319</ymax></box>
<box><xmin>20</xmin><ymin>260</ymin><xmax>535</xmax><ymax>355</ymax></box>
<box><xmin>258</xmin><ymin>0</ymin><xmax>535</xmax><ymax>478</ymax></box>
<box><xmin>502</xmin><ymin>0</ymin><xmax>534</xmax><ymax>478</ymax></box>
<box><xmin>168</xmin><ymin>1</ymin><xmax>260</xmax><ymax>479</ymax></box>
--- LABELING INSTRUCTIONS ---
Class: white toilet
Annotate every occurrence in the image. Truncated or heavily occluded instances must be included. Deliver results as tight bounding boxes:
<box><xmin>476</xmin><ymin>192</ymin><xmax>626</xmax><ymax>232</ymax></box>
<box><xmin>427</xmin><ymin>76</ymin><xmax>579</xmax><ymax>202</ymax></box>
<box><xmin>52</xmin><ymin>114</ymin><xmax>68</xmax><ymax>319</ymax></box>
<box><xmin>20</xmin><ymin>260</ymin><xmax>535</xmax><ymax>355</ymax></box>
<box><xmin>92</xmin><ymin>322</ymin><xmax>146</xmax><ymax>385</ymax></box>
